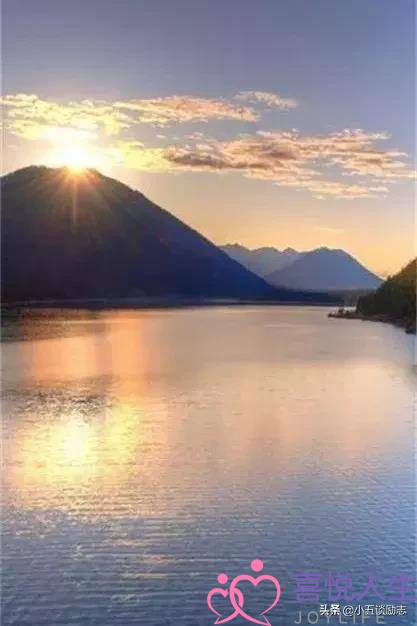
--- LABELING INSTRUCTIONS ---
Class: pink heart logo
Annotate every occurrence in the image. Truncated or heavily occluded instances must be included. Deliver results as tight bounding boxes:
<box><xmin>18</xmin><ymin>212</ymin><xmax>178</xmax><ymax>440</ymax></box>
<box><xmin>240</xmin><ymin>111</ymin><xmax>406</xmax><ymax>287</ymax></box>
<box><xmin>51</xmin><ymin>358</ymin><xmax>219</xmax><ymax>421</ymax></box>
<box><xmin>207</xmin><ymin>586</ymin><xmax>244</xmax><ymax>624</ymax></box>
<box><xmin>229</xmin><ymin>573</ymin><xmax>281</xmax><ymax>625</ymax></box>
<box><xmin>207</xmin><ymin>561</ymin><xmax>280</xmax><ymax>625</ymax></box>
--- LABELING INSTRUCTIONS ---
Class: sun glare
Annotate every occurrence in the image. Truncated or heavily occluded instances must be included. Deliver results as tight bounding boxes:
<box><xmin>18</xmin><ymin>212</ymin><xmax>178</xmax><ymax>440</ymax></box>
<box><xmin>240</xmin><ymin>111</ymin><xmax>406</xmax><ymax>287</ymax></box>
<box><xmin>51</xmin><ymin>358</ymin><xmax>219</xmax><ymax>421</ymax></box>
<box><xmin>56</xmin><ymin>144</ymin><xmax>95</xmax><ymax>172</ymax></box>
<box><xmin>44</xmin><ymin>127</ymin><xmax>114</xmax><ymax>174</ymax></box>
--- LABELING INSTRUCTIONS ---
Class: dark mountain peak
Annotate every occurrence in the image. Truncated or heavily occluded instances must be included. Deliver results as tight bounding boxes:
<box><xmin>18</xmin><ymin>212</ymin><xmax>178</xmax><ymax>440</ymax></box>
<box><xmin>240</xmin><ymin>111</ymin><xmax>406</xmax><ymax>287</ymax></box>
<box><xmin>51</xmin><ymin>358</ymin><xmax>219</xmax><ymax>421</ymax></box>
<box><xmin>4</xmin><ymin>165</ymin><xmax>131</xmax><ymax>192</ymax></box>
<box><xmin>5</xmin><ymin>164</ymin><xmax>97</xmax><ymax>183</ymax></box>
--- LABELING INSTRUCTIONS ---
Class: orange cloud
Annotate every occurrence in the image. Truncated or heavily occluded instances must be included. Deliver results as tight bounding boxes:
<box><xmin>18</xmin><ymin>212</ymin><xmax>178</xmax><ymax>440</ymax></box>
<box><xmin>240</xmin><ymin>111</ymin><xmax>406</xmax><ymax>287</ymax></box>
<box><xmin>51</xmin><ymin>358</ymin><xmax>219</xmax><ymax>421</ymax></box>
<box><xmin>158</xmin><ymin>129</ymin><xmax>413</xmax><ymax>198</ymax></box>
<box><xmin>114</xmin><ymin>95</ymin><xmax>258</xmax><ymax>124</ymax></box>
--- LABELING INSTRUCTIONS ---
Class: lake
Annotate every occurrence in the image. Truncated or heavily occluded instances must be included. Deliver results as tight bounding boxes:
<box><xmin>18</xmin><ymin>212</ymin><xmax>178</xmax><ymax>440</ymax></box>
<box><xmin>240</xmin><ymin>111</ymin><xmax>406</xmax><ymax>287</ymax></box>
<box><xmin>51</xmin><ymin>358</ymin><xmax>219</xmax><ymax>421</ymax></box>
<box><xmin>2</xmin><ymin>306</ymin><xmax>415</xmax><ymax>625</ymax></box>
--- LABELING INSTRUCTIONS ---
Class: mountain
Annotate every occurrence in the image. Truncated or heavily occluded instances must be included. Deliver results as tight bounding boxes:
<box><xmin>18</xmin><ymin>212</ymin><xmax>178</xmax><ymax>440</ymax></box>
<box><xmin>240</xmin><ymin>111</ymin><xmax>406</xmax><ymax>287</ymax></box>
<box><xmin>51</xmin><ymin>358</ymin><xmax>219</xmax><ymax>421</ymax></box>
<box><xmin>356</xmin><ymin>259</ymin><xmax>416</xmax><ymax>333</ymax></box>
<box><xmin>1</xmin><ymin>166</ymin><xmax>334</xmax><ymax>304</ymax></box>
<box><xmin>266</xmin><ymin>247</ymin><xmax>382</xmax><ymax>292</ymax></box>
<box><xmin>221</xmin><ymin>243</ymin><xmax>382</xmax><ymax>292</ymax></box>
<box><xmin>221</xmin><ymin>244</ymin><xmax>300</xmax><ymax>277</ymax></box>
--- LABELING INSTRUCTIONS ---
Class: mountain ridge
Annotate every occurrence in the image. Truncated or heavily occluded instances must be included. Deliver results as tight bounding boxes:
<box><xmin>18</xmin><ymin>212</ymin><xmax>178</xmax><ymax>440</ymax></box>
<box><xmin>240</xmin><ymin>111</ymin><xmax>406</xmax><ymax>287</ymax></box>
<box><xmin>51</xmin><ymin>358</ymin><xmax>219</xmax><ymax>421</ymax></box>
<box><xmin>221</xmin><ymin>243</ymin><xmax>300</xmax><ymax>277</ymax></box>
<box><xmin>266</xmin><ymin>247</ymin><xmax>382</xmax><ymax>291</ymax></box>
<box><xmin>221</xmin><ymin>243</ymin><xmax>382</xmax><ymax>292</ymax></box>
<box><xmin>1</xmin><ymin>166</ymin><xmax>336</xmax><ymax>305</ymax></box>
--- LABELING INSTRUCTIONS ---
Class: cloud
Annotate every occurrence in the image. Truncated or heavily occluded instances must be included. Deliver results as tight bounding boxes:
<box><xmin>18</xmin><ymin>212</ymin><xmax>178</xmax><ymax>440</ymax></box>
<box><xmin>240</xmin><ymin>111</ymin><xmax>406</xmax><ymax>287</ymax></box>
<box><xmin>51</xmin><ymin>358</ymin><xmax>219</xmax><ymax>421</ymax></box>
<box><xmin>1</xmin><ymin>92</ymin><xmax>261</xmax><ymax>138</ymax></box>
<box><xmin>1</xmin><ymin>90</ymin><xmax>299</xmax><ymax>138</ymax></box>
<box><xmin>114</xmin><ymin>95</ymin><xmax>258</xmax><ymax>125</ymax></box>
<box><xmin>158</xmin><ymin>129</ymin><xmax>413</xmax><ymax>198</ymax></box>
<box><xmin>235</xmin><ymin>90</ymin><xmax>298</xmax><ymax>109</ymax></box>
<box><xmin>1</xmin><ymin>93</ymin><xmax>132</xmax><ymax>138</ymax></box>
<box><xmin>2</xmin><ymin>92</ymin><xmax>413</xmax><ymax>199</ymax></box>
<box><xmin>108</xmin><ymin>141</ymin><xmax>169</xmax><ymax>171</ymax></box>
<box><xmin>280</xmin><ymin>179</ymin><xmax>389</xmax><ymax>200</ymax></box>
<box><xmin>331</xmin><ymin>149</ymin><xmax>414</xmax><ymax>179</ymax></box>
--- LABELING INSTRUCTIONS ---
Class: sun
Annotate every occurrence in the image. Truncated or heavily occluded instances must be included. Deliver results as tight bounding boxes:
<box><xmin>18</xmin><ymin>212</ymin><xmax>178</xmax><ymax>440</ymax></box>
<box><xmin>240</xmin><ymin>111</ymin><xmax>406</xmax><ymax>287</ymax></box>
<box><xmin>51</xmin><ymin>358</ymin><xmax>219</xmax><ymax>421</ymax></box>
<box><xmin>55</xmin><ymin>144</ymin><xmax>96</xmax><ymax>172</ymax></box>
<box><xmin>45</xmin><ymin>127</ymin><xmax>112</xmax><ymax>173</ymax></box>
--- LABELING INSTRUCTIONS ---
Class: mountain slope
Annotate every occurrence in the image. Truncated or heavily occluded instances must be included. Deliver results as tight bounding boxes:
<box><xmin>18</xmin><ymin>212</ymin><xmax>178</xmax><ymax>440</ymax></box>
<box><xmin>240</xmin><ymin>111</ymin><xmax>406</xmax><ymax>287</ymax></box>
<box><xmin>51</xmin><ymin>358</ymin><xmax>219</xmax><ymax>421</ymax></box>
<box><xmin>357</xmin><ymin>259</ymin><xmax>416</xmax><ymax>332</ymax></box>
<box><xmin>221</xmin><ymin>244</ymin><xmax>300</xmax><ymax>277</ymax></box>
<box><xmin>1</xmin><ymin>166</ymin><xmax>334</xmax><ymax>304</ymax></box>
<box><xmin>266</xmin><ymin>247</ymin><xmax>382</xmax><ymax>291</ymax></box>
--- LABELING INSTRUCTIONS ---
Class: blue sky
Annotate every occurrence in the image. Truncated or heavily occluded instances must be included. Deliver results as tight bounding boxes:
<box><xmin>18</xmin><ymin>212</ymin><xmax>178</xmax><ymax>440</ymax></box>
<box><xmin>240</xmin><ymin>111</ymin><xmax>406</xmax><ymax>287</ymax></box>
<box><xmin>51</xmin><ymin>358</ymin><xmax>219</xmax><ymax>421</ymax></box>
<box><xmin>2</xmin><ymin>0</ymin><xmax>415</xmax><ymax>274</ymax></box>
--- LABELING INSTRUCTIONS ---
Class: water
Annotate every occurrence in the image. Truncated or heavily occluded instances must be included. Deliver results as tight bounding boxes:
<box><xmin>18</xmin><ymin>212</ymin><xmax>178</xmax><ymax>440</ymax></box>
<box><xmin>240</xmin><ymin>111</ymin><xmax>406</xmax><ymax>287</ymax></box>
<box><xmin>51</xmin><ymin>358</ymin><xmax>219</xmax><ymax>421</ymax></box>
<box><xmin>2</xmin><ymin>306</ymin><xmax>415</xmax><ymax>625</ymax></box>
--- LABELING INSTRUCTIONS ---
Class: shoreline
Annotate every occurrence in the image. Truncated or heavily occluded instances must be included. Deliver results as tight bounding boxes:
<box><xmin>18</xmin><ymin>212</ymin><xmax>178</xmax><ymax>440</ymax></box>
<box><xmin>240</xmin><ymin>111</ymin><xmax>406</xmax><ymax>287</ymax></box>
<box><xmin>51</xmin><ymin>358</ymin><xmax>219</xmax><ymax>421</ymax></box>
<box><xmin>1</xmin><ymin>296</ymin><xmax>341</xmax><ymax>313</ymax></box>
<box><xmin>328</xmin><ymin>309</ymin><xmax>416</xmax><ymax>334</ymax></box>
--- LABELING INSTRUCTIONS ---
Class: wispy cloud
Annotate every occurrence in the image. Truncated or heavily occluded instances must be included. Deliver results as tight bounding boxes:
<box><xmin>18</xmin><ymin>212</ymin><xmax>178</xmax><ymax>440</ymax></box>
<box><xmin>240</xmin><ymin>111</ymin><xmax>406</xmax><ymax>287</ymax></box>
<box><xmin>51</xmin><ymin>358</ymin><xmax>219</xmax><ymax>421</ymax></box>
<box><xmin>2</xmin><ymin>90</ymin><xmax>295</xmax><ymax>137</ymax></box>
<box><xmin>156</xmin><ymin>129</ymin><xmax>413</xmax><ymax>198</ymax></box>
<box><xmin>108</xmin><ymin>141</ymin><xmax>169</xmax><ymax>171</ymax></box>
<box><xmin>1</xmin><ymin>90</ymin><xmax>298</xmax><ymax>137</ymax></box>
<box><xmin>1</xmin><ymin>93</ymin><xmax>131</xmax><ymax>137</ymax></box>
<box><xmin>235</xmin><ymin>90</ymin><xmax>298</xmax><ymax>109</ymax></box>
<box><xmin>114</xmin><ymin>95</ymin><xmax>258</xmax><ymax>124</ymax></box>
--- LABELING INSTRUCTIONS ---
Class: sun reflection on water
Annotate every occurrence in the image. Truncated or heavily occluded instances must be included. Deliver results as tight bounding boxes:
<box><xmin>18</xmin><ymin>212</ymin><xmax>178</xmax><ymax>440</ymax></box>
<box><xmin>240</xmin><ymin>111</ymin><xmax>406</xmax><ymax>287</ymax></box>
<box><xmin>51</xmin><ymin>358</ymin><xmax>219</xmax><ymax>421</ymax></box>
<box><xmin>3</xmin><ymin>308</ymin><xmax>413</xmax><ymax>521</ymax></box>
<box><xmin>7</xmin><ymin>400</ymin><xmax>150</xmax><ymax>515</ymax></box>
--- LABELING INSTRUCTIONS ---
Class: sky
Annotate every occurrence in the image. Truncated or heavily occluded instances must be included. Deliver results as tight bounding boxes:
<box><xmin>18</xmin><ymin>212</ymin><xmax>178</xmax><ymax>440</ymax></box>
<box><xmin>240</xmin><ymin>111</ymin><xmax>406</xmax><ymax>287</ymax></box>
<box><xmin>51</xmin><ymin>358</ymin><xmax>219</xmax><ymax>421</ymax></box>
<box><xmin>2</xmin><ymin>0</ymin><xmax>415</xmax><ymax>276</ymax></box>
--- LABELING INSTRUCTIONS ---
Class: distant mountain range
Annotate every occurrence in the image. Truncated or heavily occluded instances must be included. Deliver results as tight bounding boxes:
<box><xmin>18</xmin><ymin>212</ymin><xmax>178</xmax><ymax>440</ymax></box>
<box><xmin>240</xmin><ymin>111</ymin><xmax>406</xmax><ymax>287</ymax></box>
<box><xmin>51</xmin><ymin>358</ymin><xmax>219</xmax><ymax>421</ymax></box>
<box><xmin>221</xmin><ymin>243</ymin><xmax>299</xmax><ymax>277</ymax></box>
<box><xmin>221</xmin><ymin>244</ymin><xmax>382</xmax><ymax>292</ymax></box>
<box><xmin>1</xmin><ymin>166</ymin><xmax>336</xmax><ymax>305</ymax></box>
